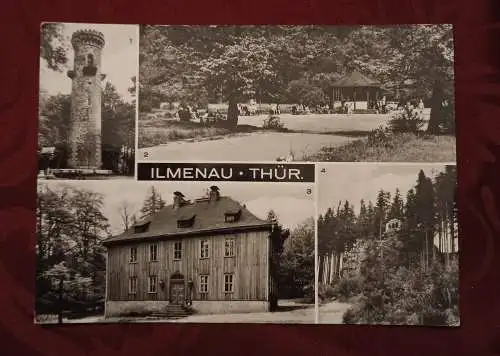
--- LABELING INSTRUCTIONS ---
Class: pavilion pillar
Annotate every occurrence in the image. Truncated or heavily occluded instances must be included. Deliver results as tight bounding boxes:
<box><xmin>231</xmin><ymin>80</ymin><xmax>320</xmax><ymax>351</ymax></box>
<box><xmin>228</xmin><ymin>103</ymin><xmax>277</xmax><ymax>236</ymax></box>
<box><xmin>331</xmin><ymin>87</ymin><xmax>335</xmax><ymax>109</ymax></box>
<box><xmin>366</xmin><ymin>90</ymin><xmax>370</xmax><ymax>109</ymax></box>
<box><xmin>353</xmin><ymin>88</ymin><xmax>357</xmax><ymax>111</ymax></box>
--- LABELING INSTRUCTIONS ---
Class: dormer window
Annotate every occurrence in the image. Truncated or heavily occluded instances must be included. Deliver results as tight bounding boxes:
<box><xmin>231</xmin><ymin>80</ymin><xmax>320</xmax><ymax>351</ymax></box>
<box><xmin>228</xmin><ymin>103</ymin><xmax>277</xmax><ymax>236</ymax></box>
<box><xmin>224</xmin><ymin>209</ymin><xmax>241</xmax><ymax>223</ymax></box>
<box><xmin>177</xmin><ymin>214</ymin><xmax>195</xmax><ymax>228</ymax></box>
<box><xmin>134</xmin><ymin>221</ymin><xmax>150</xmax><ymax>233</ymax></box>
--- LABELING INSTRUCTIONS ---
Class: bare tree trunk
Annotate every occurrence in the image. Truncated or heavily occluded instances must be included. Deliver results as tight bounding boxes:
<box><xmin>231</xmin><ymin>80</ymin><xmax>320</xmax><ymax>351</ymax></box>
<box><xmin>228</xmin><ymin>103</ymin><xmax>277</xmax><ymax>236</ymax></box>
<box><xmin>425</xmin><ymin>231</ymin><xmax>429</xmax><ymax>269</ymax></box>
<box><xmin>450</xmin><ymin>204</ymin><xmax>456</xmax><ymax>256</ymax></box>
<box><xmin>427</xmin><ymin>80</ymin><xmax>444</xmax><ymax>134</ymax></box>
<box><xmin>58</xmin><ymin>278</ymin><xmax>64</xmax><ymax>324</ymax></box>
<box><xmin>226</xmin><ymin>94</ymin><xmax>239</xmax><ymax>129</ymax></box>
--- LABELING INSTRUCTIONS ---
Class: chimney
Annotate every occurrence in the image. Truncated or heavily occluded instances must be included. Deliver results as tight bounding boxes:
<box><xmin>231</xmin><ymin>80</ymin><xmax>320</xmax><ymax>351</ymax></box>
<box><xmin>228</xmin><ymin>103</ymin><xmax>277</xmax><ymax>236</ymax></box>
<box><xmin>209</xmin><ymin>185</ymin><xmax>220</xmax><ymax>202</ymax></box>
<box><xmin>173</xmin><ymin>191</ymin><xmax>185</xmax><ymax>210</ymax></box>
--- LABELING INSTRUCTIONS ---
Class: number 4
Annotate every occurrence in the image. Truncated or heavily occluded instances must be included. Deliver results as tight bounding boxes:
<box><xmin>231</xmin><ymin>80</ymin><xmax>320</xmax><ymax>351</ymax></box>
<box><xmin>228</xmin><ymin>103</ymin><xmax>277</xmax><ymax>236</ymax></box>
<box><xmin>320</xmin><ymin>168</ymin><xmax>326</xmax><ymax>173</ymax></box>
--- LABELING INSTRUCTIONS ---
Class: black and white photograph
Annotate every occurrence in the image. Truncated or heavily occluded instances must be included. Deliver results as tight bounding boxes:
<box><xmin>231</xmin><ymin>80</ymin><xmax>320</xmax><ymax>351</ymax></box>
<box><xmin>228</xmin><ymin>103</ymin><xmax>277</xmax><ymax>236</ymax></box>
<box><xmin>317</xmin><ymin>163</ymin><xmax>459</xmax><ymax>326</ymax></box>
<box><xmin>138</xmin><ymin>25</ymin><xmax>455</xmax><ymax>163</ymax></box>
<box><xmin>38</xmin><ymin>23</ymin><xmax>137</xmax><ymax>180</ymax></box>
<box><xmin>35</xmin><ymin>180</ymin><xmax>315</xmax><ymax>324</ymax></box>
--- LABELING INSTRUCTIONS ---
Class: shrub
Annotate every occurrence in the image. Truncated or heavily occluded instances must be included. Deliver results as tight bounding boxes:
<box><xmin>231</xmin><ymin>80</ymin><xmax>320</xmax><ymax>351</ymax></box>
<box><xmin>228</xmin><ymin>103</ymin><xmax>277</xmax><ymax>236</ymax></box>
<box><xmin>263</xmin><ymin>115</ymin><xmax>285</xmax><ymax>130</ymax></box>
<box><xmin>342</xmin><ymin>307</ymin><xmax>358</xmax><ymax>324</ymax></box>
<box><xmin>440</xmin><ymin>100</ymin><xmax>455</xmax><ymax>135</ymax></box>
<box><xmin>341</xmin><ymin>236</ymin><xmax>460</xmax><ymax>326</ymax></box>
<box><xmin>318</xmin><ymin>283</ymin><xmax>337</xmax><ymax>301</ymax></box>
<box><xmin>367</xmin><ymin>126</ymin><xmax>394</xmax><ymax>147</ymax></box>
<box><xmin>389</xmin><ymin>106</ymin><xmax>425</xmax><ymax>134</ymax></box>
<box><xmin>332</xmin><ymin>274</ymin><xmax>363</xmax><ymax>302</ymax></box>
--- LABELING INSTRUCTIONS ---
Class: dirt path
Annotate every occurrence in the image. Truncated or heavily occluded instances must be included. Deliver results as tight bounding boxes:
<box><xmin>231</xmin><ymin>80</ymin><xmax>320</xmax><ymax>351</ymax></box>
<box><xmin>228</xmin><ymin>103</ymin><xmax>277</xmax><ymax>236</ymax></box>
<box><xmin>318</xmin><ymin>301</ymin><xmax>352</xmax><ymax>324</ymax></box>
<box><xmin>140</xmin><ymin>131</ymin><xmax>358</xmax><ymax>161</ymax></box>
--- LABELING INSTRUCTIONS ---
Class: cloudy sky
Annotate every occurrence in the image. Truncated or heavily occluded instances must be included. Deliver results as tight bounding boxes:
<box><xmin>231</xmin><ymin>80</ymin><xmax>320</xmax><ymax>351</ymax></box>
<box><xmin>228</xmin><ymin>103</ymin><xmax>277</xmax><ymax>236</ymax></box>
<box><xmin>39</xmin><ymin>23</ymin><xmax>138</xmax><ymax>103</ymax></box>
<box><xmin>39</xmin><ymin>180</ymin><xmax>315</xmax><ymax>235</ymax></box>
<box><xmin>318</xmin><ymin>163</ymin><xmax>452</xmax><ymax>215</ymax></box>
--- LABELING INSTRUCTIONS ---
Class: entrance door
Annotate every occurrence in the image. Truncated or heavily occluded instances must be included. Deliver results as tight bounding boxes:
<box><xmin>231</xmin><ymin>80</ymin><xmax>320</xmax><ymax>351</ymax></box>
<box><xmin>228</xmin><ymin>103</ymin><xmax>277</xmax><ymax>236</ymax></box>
<box><xmin>170</xmin><ymin>282</ymin><xmax>185</xmax><ymax>305</ymax></box>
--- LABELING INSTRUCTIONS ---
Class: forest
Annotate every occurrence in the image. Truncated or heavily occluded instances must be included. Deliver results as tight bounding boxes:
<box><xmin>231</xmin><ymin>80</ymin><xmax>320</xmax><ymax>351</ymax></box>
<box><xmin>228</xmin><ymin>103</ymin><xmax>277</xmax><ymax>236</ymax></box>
<box><xmin>140</xmin><ymin>25</ymin><xmax>454</xmax><ymax>133</ymax></box>
<box><xmin>317</xmin><ymin>166</ymin><xmax>459</xmax><ymax>326</ymax></box>
<box><xmin>35</xmin><ymin>184</ymin><xmax>314</xmax><ymax>323</ymax></box>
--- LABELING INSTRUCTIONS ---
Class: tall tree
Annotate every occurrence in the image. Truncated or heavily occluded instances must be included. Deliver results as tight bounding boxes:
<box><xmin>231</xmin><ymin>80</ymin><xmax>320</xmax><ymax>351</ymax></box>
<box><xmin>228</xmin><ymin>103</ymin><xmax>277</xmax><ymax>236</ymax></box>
<box><xmin>352</xmin><ymin>25</ymin><xmax>454</xmax><ymax>133</ymax></box>
<box><xmin>36</xmin><ymin>184</ymin><xmax>109</xmax><ymax>323</ymax></box>
<box><xmin>415</xmin><ymin>170</ymin><xmax>436</xmax><ymax>268</ymax></box>
<box><xmin>40</xmin><ymin>23</ymin><xmax>68</xmax><ymax>72</ymax></box>
<box><xmin>118</xmin><ymin>201</ymin><xmax>136</xmax><ymax>232</ymax></box>
<box><xmin>139</xmin><ymin>186</ymin><xmax>166</xmax><ymax>219</ymax></box>
<box><xmin>374</xmin><ymin>190</ymin><xmax>391</xmax><ymax>238</ymax></box>
<box><xmin>102</xmin><ymin>82</ymin><xmax>135</xmax><ymax>149</ymax></box>
<box><xmin>389</xmin><ymin>188</ymin><xmax>405</xmax><ymax>219</ymax></box>
<box><xmin>38</xmin><ymin>94</ymin><xmax>71</xmax><ymax>148</ymax></box>
<box><xmin>279</xmin><ymin>218</ymin><xmax>315</xmax><ymax>298</ymax></box>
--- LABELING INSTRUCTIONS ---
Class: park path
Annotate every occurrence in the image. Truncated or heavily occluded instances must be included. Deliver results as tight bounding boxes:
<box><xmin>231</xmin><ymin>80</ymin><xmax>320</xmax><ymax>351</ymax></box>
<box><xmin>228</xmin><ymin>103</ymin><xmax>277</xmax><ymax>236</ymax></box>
<box><xmin>139</xmin><ymin>112</ymin><xmax>430</xmax><ymax>162</ymax></box>
<box><xmin>140</xmin><ymin>131</ymin><xmax>357</xmax><ymax>162</ymax></box>
<box><xmin>37</xmin><ymin>300</ymin><xmax>315</xmax><ymax>324</ymax></box>
<box><xmin>318</xmin><ymin>301</ymin><xmax>352</xmax><ymax>324</ymax></box>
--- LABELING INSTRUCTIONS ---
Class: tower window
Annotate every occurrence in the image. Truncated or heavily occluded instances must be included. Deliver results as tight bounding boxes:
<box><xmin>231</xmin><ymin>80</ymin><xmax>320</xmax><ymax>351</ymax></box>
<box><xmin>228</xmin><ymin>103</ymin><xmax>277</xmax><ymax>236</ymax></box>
<box><xmin>87</xmin><ymin>54</ymin><xmax>94</xmax><ymax>67</ymax></box>
<box><xmin>83</xmin><ymin>53</ymin><xmax>97</xmax><ymax>76</ymax></box>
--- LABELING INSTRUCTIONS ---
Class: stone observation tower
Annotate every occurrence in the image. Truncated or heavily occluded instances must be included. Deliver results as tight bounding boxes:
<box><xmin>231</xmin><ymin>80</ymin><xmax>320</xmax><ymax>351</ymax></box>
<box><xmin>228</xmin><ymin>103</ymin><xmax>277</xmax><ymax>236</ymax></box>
<box><xmin>67</xmin><ymin>29</ymin><xmax>106</xmax><ymax>169</ymax></box>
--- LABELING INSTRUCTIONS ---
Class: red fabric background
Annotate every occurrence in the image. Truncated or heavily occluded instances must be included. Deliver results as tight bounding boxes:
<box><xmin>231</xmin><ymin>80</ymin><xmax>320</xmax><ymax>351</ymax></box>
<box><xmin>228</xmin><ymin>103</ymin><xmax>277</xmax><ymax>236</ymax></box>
<box><xmin>1</xmin><ymin>0</ymin><xmax>499</xmax><ymax>355</ymax></box>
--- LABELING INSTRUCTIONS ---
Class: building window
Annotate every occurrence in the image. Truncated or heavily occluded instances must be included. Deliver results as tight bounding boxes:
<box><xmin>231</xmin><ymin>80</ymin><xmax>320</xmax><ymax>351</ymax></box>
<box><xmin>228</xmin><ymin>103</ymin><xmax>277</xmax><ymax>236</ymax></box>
<box><xmin>148</xmin><ymin>275</ymin><xmax>157</xmax><ymax>294</ymax></box>
<box><xmin>174</xmin><ymin>241</ymin><xmax>182</xmax><ymax>260</ymax></box>
<box><xmin>224</xmin><ymin>210</ymin><xmax>241</xmax><ymax>223</ymax></box>
<box><xmin>129</xmin><ymin>276</ymin><xmax>137</xmax><ymax>294</ymax></box>
<box><xmin>224</xmin><ymin>274</ymin><xmax>234</xmax><ymax>293</ymax></box>
<box><xmin>224</xmin><ymin>238</ymin><xmax>235</xmax><ymax>257</ymax></box>
<box><xmin>200</xmin><ymin>240</ymin><xmax>210</xmax><ymax>259</ymax></box>
<box><xmin>129</xmin><ymin>247</ymin><xmax>137</xmax><ymax>263</ymax></box>
<box><xmin>87</xmin><ymin>53</ymin><xmax>94</xmax><ymax>67</ymax></box>
<box><xmin>149</xmin><ymin>244</ymin><xmax>158</xmax><ymax>261</ymax></box>
<box><xmin>199</xmin><ymin>275</ymin><xmax>208</xmax><ymax>300</ymax></box>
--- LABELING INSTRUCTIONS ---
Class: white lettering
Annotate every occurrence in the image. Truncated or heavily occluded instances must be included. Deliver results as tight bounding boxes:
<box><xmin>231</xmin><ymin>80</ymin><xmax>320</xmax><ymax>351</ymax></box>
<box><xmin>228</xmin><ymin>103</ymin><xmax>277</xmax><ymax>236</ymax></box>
<box><xmin>207</xmin><ymin>168</ymin><xmax>221</xmax><ymax>179</ymax></box>
<box><xmin>183</xmin><ymin>168</ymin><xmax>194</xmax><ymax>179</ymax></box>
<box><xmin>289</xmin><ymin>168</ymin><xmax>301</xmax><ymax>180</ymax></box>
<box><xmin>221</xmin><ymin>168</ymin><xmax>233</xmax><ymax>179</ymax></box>
<box><xmin>249</xmin><ymin>168</ymin><xmax>260</xmax><ymax>179</ymax></box>
<box><xmin>195</xmin><ymin>168</ymin><xmax>207</xmax><ymax>179</ymax></box>
<box><xmin>166</xmin><ymin>168</ymin><xmax>181</xmax><ymax>179</ymax></box>
<box><xmin>155</xmin><ymin>168</ymin><xmax>165</xmax><ymax>179</ymax></box>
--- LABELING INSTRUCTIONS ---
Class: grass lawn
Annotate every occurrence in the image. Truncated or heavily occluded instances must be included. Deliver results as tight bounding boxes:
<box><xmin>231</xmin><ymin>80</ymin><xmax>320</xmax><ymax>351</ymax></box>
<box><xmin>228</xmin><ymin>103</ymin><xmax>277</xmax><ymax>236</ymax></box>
<box><xmin>138</xmin><ymin>115</ymin><xmax>266</xmax><ymax>149</ymax></box>
<box><xmin>304</xmin><ymin>132</ymin><xmax>456</xmax><ymax>162</ymax></box>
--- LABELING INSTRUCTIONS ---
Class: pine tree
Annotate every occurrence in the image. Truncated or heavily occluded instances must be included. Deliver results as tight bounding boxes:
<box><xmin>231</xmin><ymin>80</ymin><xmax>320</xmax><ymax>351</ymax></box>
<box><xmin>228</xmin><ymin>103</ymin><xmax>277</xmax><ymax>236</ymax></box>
<box><xmin>389</xmin><ymin>188</ymin><xmax>405</xmax><ymax>219</ymax></box>
<box><xmin>374</xmin><ymin>189</ymin><xmax>391</xmax><ymax>239</ymax></box>
<box><xmin>415</xmin><ymin>170</ymin><xmax>435</xmax><ymax>269</ymax></box>
<box><xmin>139</xmin><ymin>185</ymin><xmax>166</xmax><ymax>220</ymax></box>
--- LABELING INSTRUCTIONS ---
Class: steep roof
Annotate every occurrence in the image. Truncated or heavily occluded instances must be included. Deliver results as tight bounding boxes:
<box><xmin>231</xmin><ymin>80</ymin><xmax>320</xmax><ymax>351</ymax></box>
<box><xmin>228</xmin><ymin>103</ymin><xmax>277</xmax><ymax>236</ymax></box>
<box><xmin>103</xmin><ymin>196</ymin><xmax>272</xmax><ymax>246</ymax></box>
<box><xmin>331</xmin><ymin>70</ymin><xmax>380</xmax><ymax>88</ymax></box>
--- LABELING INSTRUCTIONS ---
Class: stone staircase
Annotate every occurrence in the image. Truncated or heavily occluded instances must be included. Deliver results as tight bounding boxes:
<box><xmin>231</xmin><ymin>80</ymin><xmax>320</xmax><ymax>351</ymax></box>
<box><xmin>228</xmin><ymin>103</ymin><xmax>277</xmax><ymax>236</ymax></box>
<box><xmin>151</xmin><ymin>304</ymin><xmax>192</xmax><ymax>320</ymax></box>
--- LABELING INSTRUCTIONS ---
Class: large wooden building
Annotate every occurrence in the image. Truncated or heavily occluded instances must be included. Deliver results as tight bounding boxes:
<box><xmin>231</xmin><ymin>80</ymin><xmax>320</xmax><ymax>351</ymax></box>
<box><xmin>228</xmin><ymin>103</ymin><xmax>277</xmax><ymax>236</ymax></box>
<box><xmin>102</xmin><ymin>186</ymin><xmax>280</xmax><ymax>317</ymax></box>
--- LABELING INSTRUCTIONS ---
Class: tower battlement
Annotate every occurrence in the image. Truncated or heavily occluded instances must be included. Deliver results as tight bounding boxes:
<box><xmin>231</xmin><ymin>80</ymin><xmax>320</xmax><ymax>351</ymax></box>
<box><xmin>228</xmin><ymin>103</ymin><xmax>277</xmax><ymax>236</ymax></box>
<box><xmin>71</xmin><ymin>29</ymin><xmax>105</xmax><ymax>49</ymax></box>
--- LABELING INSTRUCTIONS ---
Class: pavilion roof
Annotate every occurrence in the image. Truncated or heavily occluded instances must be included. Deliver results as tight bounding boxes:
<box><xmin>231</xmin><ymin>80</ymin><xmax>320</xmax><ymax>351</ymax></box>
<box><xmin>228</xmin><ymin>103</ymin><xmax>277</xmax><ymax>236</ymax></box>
<box><xmin>332</xmin><ymin>70</ymin><xmax>380</xmax><ymax>88</ymax></box>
